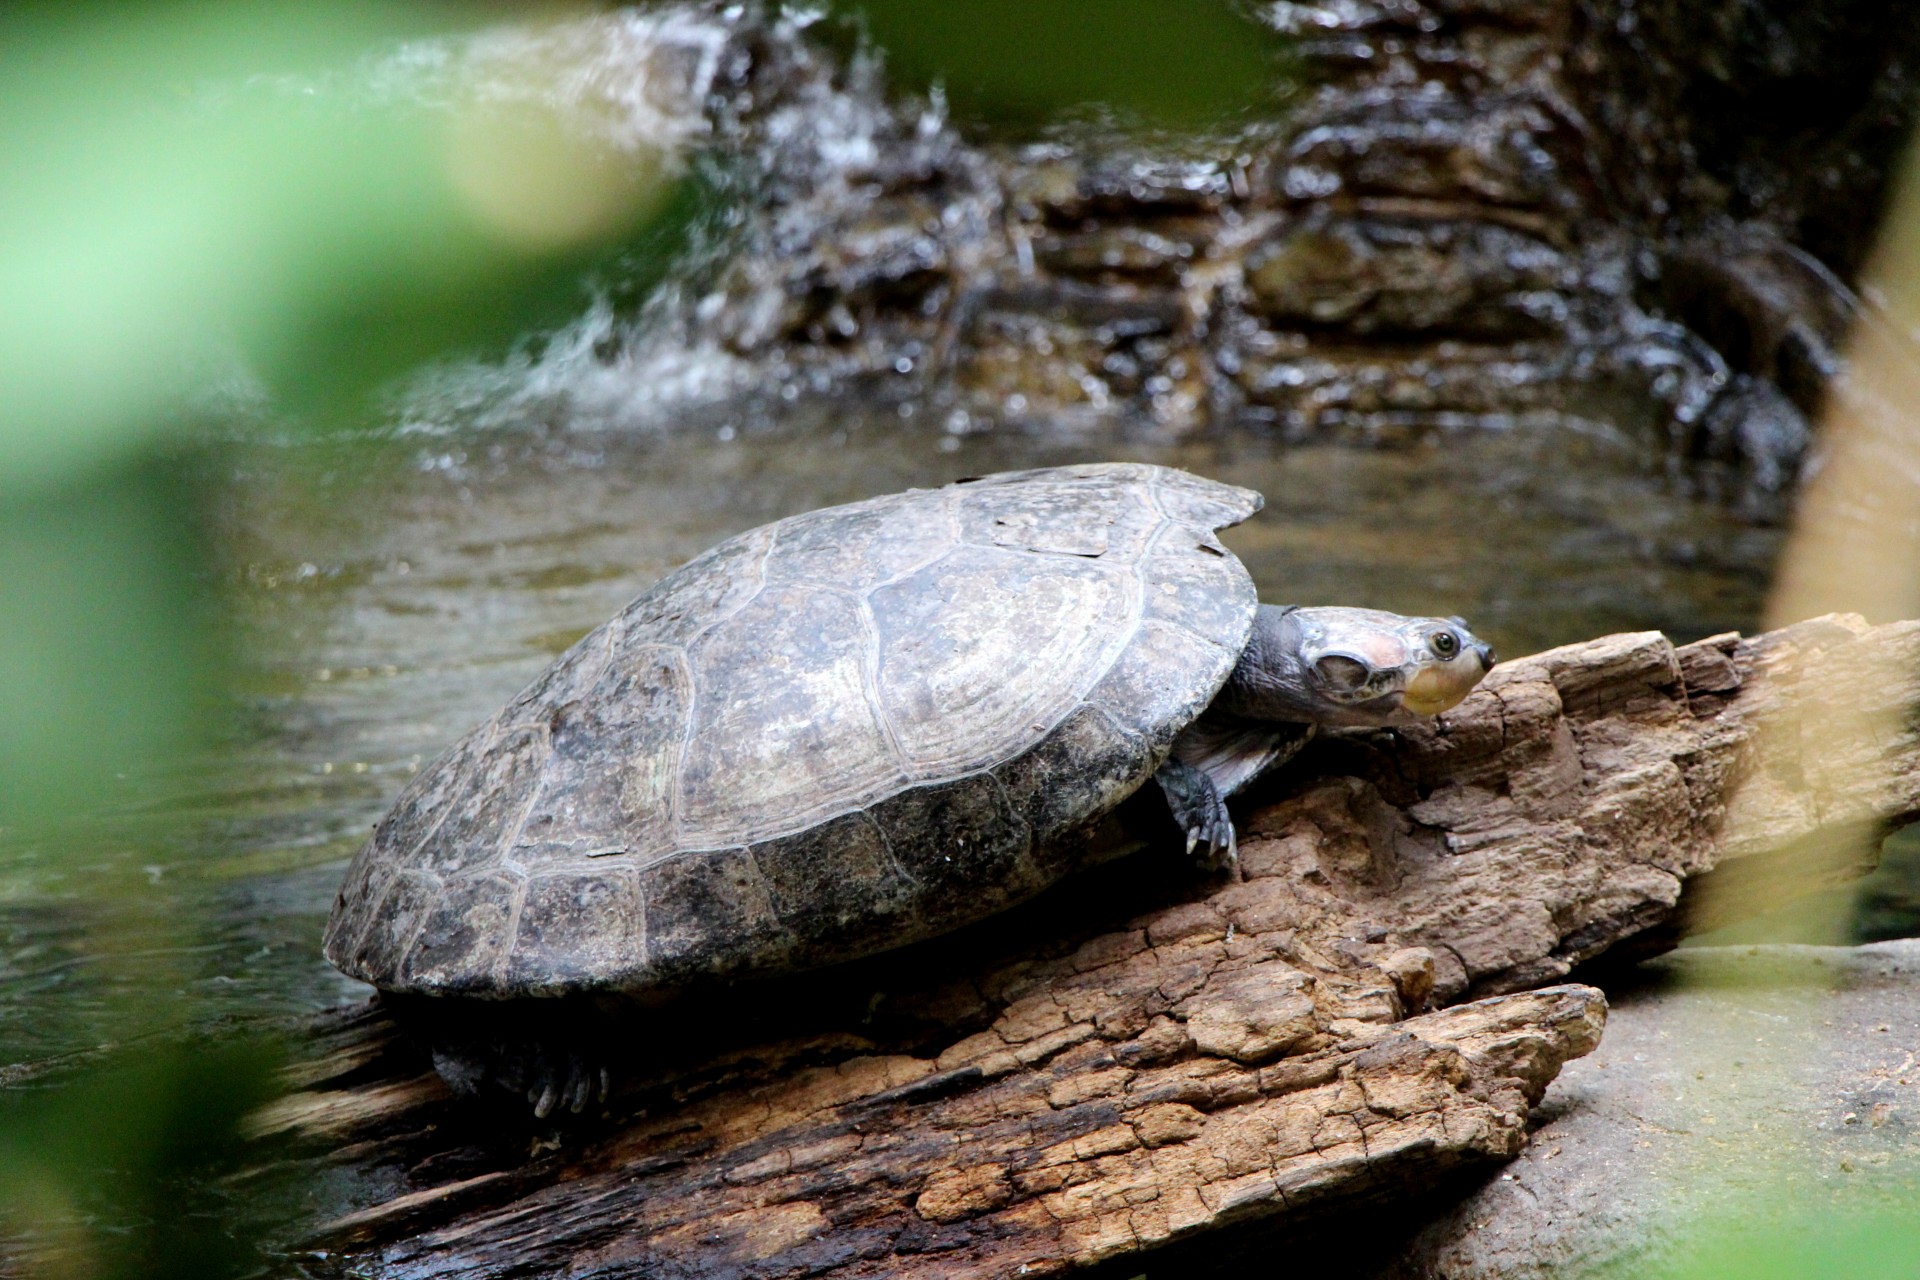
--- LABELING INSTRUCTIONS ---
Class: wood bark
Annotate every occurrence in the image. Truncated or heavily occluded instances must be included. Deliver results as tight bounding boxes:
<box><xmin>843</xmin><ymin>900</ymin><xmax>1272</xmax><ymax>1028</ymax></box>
<box><xmin>261</xmin><ymin>614</ymin><xmax>1920</xmax><ymax>1278</ymax></box>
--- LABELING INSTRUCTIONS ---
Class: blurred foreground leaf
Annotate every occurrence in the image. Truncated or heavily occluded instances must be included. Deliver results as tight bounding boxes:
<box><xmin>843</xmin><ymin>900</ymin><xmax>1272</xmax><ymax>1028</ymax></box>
<box><xmin>0</xmin><ymin>0</ymin><xmax>679</xmax><ymax>496</ymax></box>
<box><xmin>1654</xmin><ymin>1205</ymin><xmax>1920</xmax><ymax>1280</ymax></box>
<box><xmin>829</xmin><ymin>0</ymin><xmax>1285</xmax><ymax>129</ymax></box>
<box><xmin>0</xmin><ymin>1036</ymin><xmax>286</xmax><ymax>1280</ymax></box>
<box><xmin>0</xmin><ymin>0</ymin><xmax>688</xmax><ymax>831</ymax></box>
<box><xmin>0</xmin><ymin>457</ymin><xmax>221</xmax><ymax>831</ymax></box>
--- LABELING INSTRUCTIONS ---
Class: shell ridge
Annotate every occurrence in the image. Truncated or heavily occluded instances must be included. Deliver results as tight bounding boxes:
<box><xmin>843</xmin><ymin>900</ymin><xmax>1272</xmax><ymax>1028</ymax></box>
<box><xmin>493</xmin><ymin>722</ymin><xmax>552</xmax><ymax>867</ymax></box>
<box><xmin>385</xmin><ymin>867</ymin><xmax>447</xmax><ymax>989</ymax></box>
<box><xmin>397</xmin><ymin>716</ymin><xmax>505</xmax><ymax>865</ymax></box>
<box><xmin>493</xmin><ymin>874</ymin><xmax>532</xmax><ymax>986</ymax></box>
<box><xmin>859</xmin><ymin>807</ymin><xmax>919</xmax><ymax>890</ymax></box>
<box><xmin>856</xmin><ymin>535</ymin><xmax>960</xmax><ymax>594</ymax></box>
<box><xmin>1143</xmin><ymin>468</ymin><xmax>1173</xmax><ymax>525</ymax></box>
<box><xmin>1141</xmin><ymin>476</ymin><xmax>1260</xmax><ymax>662</ymax></box>
<box><xmin>642</xmin><ymin>643</ymin><xmax>694</xmax><ymax>861</ymax></box>
<box><xmin>980</xmin><ymin>768</ymin><xmax>1033</xmax><ymax>855</ymax></box>
<box><xmin>854</xmin><ymin>593</ymin><xmax>916</xmax><ymax>774</ymax></box>
<box><xmin>631</xmin><ymin>868</ymin><xmax>651</xmax><ymax>974</ymax></box>
<box><xmin>1116</xmin><ymin>515</ymin><xmax>1232</xmax><ymax>754</ymax></box>
<box><xmin>663</xmin><ymin>535</ymin><xmax>775</xmax><ymax>850</ymax></box>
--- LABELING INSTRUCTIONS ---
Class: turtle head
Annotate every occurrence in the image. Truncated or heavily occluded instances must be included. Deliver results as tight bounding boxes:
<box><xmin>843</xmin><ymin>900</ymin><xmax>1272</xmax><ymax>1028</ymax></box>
<box><xmin>1225</xmin><ymin>604</ymin><xmax>1495</xmax><ymax>727</ymax></box>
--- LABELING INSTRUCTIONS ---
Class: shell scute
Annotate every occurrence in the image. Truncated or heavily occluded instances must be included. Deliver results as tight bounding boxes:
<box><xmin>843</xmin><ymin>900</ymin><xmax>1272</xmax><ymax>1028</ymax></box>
<box><xmin>761</xmin><ymin>493</ymin><xmax>953</xmax><ymax>590</ymax></box>
<box><xmin>1088</xmin><ymin>618</ymin><xmax>1244</xmax><ymax>756</ymax></box>
<box><xmin>1140</xmin><ymin>532</ymin><xmax>1264</xmax><ymax>639</ymax></box>
<box><xmin>418</xmin><ymin>724</ymin><xmax>549</xmax><ymax>877</ymax></box>
<box><xmin>869</xmin><ymin>546</ymin><xmax>1133</xmax><ymax>775</ymax></box>
<box><xmin>639</xmin><ymin>848</ymin><xmax>789</xmax><ymax>985</ymax></box>
<box><xmin>991</xmin><ymin>703</ymin><xmax>1149</xmax><ymax>860</ymax></box>
<box><xmin>621</xmin><ymin>524</ymin><xmax>774</xmax><ymax>648</ymax></box>
<box><xmin>866</xmin><ymin>772</ymin><xmax>1038</xmax><ymax>935</ymax></box>
<box><xmin>501</xmin><ymin>869</ymin><xmax>644</xmax><ymax>995</ymax></box>
<box><xmin>510</xmin><ymin>644</ymin><xmax>690</xmax><ymax>868</ymax></box>
<box><xmin>399</xmin><ymin>870</ymin><xmax>524</xmax><ymax>993</ymax></box>
<box><xmin>363</xmin><ymin>731</ymin><xmax>484</xmax><ymax>868</ymax></box>
<box><xmin>748</xmin><ymin>811</ymin><xmax>918</xmax><ymax>966</ymax></box>
<box><xmin>677</xmin><ymin>585</ymin><xmax>902</xmax><ymax>847</ymax></box>
<box><xmin>1146</xmin><ymin>469</ymin><xmax>1264</xmax><ymax>532</ymax></box>
<box><xmin>499</xmin><ymin>619</ymin><xmax>617</xmax><ymax>727</ymax></box>
<box><xmin>953</xmin><ymin>470</ymin><xmax>1164</xmax><ymax>562</ymax></box>
<box><xmin>343</xmin><ymin>868</ymin><xmax>439</xmax><ymax>978</ymax></box>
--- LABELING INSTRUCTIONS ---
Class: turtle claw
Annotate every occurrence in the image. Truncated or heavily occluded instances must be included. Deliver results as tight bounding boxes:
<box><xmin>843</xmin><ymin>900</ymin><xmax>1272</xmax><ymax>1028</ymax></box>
<box><xmin>1155</xmin><ymin>758</ymin><xmax>1238</xmax><ymax>870</ymax></box>
<box><xmin>405</xmin><ymin>996</ymin><xmax>613</xmax><ymax>1120</ymax></box>
<box><xmin>528</xmin><ymin>1049</ymin><xmax>604</xmax><ymax>1118</ymax></box>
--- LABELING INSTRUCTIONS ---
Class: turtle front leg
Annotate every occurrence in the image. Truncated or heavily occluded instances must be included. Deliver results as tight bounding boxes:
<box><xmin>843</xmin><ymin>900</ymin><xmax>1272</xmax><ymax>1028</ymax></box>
<box><xmin>1154</xmin><ymin>757</ymin><xmax>1236</xmax><ymax>868</ymax></box>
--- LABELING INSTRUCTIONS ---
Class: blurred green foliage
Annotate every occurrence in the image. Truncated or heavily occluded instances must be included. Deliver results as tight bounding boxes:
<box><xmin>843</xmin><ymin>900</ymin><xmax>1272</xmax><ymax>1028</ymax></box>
<box><xmin>0</xmin><ymin>1039</ymin><xmax>285</xmax><ymax>1280</ymax></box>
<box><xmin>827</xmin><ymin>0</ymin><xmax>1286</xmax><ymax>129</ymax></box>
<box><xmin>0</xmin><ymin>0</ymin><xmax>680</xmax><ymax>832</ymax></box>
<box><xmin>0</xmin><ymin>456</ymin><xmax>222</xmax><ymax>829</ymax></box>
<box><xmin>1650</xmin><ymin>1206</ymin><xmax>1920</xmax><ymax>1280</ymax></box>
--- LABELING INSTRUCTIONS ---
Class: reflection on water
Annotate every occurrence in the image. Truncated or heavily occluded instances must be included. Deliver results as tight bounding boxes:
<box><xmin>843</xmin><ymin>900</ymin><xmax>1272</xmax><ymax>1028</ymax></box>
<box><xmin>0</xmin><ymin>397</ymin><xmax>1785</xmax><ymax>1077</ymax></box>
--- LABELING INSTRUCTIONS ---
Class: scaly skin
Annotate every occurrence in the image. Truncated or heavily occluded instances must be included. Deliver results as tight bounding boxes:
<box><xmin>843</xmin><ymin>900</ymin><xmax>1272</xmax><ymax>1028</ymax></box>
<box><xmin>1156</xmin><ymin>605</ymin><xmax>1495</xmax><ymax>865</ymax></box>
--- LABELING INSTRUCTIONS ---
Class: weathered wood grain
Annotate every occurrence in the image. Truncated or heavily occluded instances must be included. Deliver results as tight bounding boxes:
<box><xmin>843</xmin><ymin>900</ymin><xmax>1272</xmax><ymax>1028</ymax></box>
<box><xmin>277</xmin><ymin>615</ymin><xmax>1920</xmax><ymax>1278</ymax></box>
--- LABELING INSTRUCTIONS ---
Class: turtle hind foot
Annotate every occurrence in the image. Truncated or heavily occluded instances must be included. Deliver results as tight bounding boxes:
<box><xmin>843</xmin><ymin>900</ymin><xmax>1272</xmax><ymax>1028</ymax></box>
<box><xmin>1153</xmin><ymin>758</ymin><xmax>1237</xmax><ymax>870</ymax></box>
<box><xmin>391</xmin><ymin>995</ymin><xmax>614</xmax><ymax>1119</ymax></box>
<box><xmin>431</xmin><ymin>1038</ymin><xmax>610</xmax><ymax>1119</ymax></box>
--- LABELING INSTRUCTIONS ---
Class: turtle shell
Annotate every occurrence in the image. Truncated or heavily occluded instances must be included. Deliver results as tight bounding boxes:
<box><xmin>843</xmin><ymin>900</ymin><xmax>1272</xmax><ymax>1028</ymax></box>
<box><xmin>323</xmin><ymin>463</ymin><xmax>1262</xmax><ymax>997</ymax></box>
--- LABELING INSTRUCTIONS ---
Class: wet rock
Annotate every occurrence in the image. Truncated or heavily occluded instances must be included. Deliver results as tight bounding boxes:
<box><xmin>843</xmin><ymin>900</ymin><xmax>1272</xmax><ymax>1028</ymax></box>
<box><xmin>566</xmin><ymin>0</ymin><xmax>1920</xmax><ymax>470</ymax></box>
<box><xmin>1275</xmin><ymin>99</ymin><xmax>1584</xmax><ymax>213</ymax></box>
<box><xmin>1245</xmin><ymin>217</ymin><xmax>1573</xmax><ymax>339</ymax></box>
<box><xmin>1655</xmin><ymin>228</ymin><xmax>1857</xmax><ymax>418</ymax></box>
<box><xmin>1692</xmin><ymin>376</ymin><xmax>1812</xmax><ymax>494</ymax></box>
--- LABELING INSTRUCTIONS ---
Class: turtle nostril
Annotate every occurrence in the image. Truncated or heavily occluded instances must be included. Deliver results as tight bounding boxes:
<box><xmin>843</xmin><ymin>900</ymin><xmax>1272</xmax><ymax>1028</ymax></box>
<box><xmin>1477</xmin><ymin>642</ymin><xmax>1496</xmax><ymax>668</ymax></box>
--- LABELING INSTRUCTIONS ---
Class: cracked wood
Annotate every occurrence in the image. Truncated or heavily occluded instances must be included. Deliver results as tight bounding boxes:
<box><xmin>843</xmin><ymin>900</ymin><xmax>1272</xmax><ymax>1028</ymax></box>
<box><xmin>264</xmin><ymin>614</ymin><xmax>1920</xmax><ymax>1277</ymax></box>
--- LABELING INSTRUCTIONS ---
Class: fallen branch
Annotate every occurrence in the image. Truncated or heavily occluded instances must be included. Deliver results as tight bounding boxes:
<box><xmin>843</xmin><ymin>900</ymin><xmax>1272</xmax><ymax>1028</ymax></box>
<box><xmin>264</xmin><ymin>614</ymin><xmax>1920</xmax><ymax>1277</ymax></box>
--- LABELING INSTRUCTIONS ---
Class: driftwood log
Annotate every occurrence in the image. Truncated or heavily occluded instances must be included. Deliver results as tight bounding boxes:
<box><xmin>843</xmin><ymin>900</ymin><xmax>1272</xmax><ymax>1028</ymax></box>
<box><xmin>262</xmin><ymin>614</ymin><xmax>1920</xmax><ymax>1278</ymax></box>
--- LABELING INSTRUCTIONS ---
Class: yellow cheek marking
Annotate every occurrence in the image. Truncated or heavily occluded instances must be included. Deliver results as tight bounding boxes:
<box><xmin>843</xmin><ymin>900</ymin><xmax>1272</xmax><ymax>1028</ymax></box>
<box><xmin>1402</xmin><ymin>666</ymin><xmax>1471</xmax><ymax>715</ymax></box>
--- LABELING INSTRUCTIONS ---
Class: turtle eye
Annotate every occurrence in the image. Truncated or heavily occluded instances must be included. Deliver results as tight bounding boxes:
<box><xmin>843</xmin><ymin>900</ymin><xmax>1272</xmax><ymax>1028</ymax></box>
<box><xmin>1429</xmin><ymin>630</ymin><xmax>1460</xmax><ymax>659</ymax></box>
<box><xmin>1314</xmin><ymin>654</ymin><xmax>1371</xmax><ymax>693</ymax></box>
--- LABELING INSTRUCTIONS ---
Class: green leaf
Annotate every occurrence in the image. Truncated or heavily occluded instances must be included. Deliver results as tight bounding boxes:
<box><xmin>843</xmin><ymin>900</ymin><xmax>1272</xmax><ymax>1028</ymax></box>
<box><xmin>831</xmin><ymin>0</ymin><xmax>1286</xmax><ymax>129</ymax></box>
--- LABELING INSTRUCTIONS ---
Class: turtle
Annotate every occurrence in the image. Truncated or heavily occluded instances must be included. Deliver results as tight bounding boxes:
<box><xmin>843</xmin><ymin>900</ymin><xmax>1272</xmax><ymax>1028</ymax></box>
<box><xmin>323</xmin><ymin>463</ymin><xmax>1494</xmax><ymax>1115</ymax></box>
